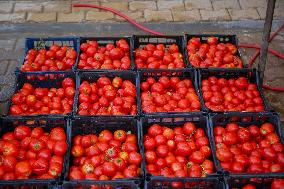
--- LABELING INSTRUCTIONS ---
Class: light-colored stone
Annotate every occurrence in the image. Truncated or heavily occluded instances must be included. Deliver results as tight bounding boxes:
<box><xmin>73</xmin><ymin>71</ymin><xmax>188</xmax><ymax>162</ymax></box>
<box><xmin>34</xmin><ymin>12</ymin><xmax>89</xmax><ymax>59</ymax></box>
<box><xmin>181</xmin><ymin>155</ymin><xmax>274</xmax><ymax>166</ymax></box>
<box><xmin>239</xmin><ymin>0</ymin><xmax>266</xmax><ymax>9</ymax></box>
<box><xmin>71</xmin><ymin>0</ymin><xmax>100</xmax><ymax>12</ymax></box>
<box><xmin>212</xmin><ymin>0</ymin><xmax>241</xmax><ymax>10</ymax></box>
<box><xmin>157</xmin><ymin>0</ymin><xmax>184</xmax><ymax>10</ymax></box>
<box><xmin>0</xmin><ymin>13</ymin><xmax>26</xmax><ymax>23</ymax></box>
<box><xmin>0</xmin><ymin>2</ymin><xmax>13</xmax><ymax>13</ymax></box>
<box><xmin>200</xmin><ymin>9</ymin><xmax>230</xmax><ymax>21</ymax></box>
<box><xmin>185</xmin><ymin>0</ymin><xmax>212</xmax><ymax>10</ymax></box>
<box><xmin>257</xmin><ymin>6</ymin><xmax>284</xmax><ymax>20</ymax></box>
<box><xmin>274</xmin><ymin>6</ymin><xmax>284</xmax><ymax>19</ymax></box>
<box><xmin>43</xmin><ymin>2</ymin><xmax>71</xmax><ymax>13</ymax></box>
<box><xmin>256</xmin><ymin>7</ymin><xmax>266</xmax><ymax>19</ymax></box>
<box><xmin>57</xmin><ymin>12</ymin><xmax>85</xmax><ymax>22</ymax></box>
<box><xmin>129</xmin><ymin>1</ymin><xmax>156</xmax><ymax>10</ymax></box>
<box><xmin>229</xmin><ymin>8</ymin><xmax>260</xmax><ymax>20</ymax></box>
<box><xmin>27</xmin><ymin>12</ymin><xmax>57</xmax><ymax>22</ymax></box>
<box><xmin>144</xmin><ymin>10</ymin><xmax>173</xmax><ymax>22</ymax></box>
<box><xmin>14</xmin><ymin>2</ymin><xmax>42</xmax><ymax>13</ymax></box>
<box><xmin>172</xmin><ymin>10</ymin><xmax>201</xmax><ymax>21</ymax></box>
<box><xmin>86</xmin><ymin>11</ymin><xmax>114</xmax><ymax>21</ymax></box>
<box><xmin>101</xmin><ymin>2</ymin><xmax>128</xmax><ymax>11</ymax></box>
<box><xmin>115</xmin><ymin>11</ymin><xmax>143</xmax><ymax>22</ymax></box>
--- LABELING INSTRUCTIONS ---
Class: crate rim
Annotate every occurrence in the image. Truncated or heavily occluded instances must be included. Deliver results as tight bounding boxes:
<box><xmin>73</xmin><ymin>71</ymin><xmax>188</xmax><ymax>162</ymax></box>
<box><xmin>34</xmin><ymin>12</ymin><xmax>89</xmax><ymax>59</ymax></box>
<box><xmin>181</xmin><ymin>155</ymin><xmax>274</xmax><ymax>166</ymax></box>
<box><xmin>73</xmin><ymin>70</ymin><xmax>139</xmax><ymax>117</ymax></box>
<box><xmin>0</xmin><ymin>116</ymin><xmax>70</xmax><ymax>185</ymax></box>
<box><xmin>208</xmin><ymin>112</ymin><xmax>284</xmax><ymax>177</ymax></box>
<box><xmin>132</xmin><ymin>35</ymin><xmax>190</xmax><ymax>69</ymax></box>
<box><xmin>138</xmin><ymin>68</ymin><xmax>206</xmax><ymax>115</ymax></box>
<box><xmin>197</xmin><ymin>68</ymin><xmax>272</xmax><ymax>112</ymax></box>
<box><xmin>140</xmin><ymin>113</ymin><xmax>221</xmax><ymax>180</ymax></box>
<box><xmin>76</xmin><ymin>36</ymin><xmax>135</xmax><ymax>71</ymax></box>
<box><xmin>64</xmin><ymin>117</ymin><xmax>144</xmax><ymax>183</ymax></box>
<box><xmin>18</xmin><ymin>37</ymin><xmax>80</xmax><ymax>73</ymax></box>
<box><xmin>184</xmin><ymin>34</ymin><xmax>249</xmax><ymax>69</ymax></box>
<box><xmin>5</xmin><ymin>71</ymin><xmax>76</xmax><ymax>117</ymax></box>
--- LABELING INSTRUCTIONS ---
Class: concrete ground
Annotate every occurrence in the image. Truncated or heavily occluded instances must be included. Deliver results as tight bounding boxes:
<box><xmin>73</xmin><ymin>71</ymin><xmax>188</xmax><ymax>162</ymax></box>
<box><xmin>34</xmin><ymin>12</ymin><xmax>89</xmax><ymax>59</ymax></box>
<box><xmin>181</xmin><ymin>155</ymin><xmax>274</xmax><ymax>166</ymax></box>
<box><xmin>0</xmin><ymin>0</ymin><xmax>283</xmax><ymax>23</ymax></box>
<box><xmin>0</xmin><ymin>20</ymin><xmax>283</xmax><ymax>123</ymax></box>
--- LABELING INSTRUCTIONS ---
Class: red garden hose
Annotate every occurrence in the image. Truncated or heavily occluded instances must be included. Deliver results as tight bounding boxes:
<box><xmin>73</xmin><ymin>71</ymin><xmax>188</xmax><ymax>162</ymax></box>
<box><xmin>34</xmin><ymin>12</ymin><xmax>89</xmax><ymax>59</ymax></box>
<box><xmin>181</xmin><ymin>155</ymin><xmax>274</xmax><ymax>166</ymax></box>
<box><xmin>73</xmin><ymin>3</ymin><xmax>284</xmax><ymax>92</ymax></box>
<box><xmin>247</xmin><ymin>22</ymin><xmax>284</xmax><ymax>66</ymax></box>
<box><xmin>73</xmin><ymin>4</ymin><xmax>165</xmax><ymax>36</ymax></box>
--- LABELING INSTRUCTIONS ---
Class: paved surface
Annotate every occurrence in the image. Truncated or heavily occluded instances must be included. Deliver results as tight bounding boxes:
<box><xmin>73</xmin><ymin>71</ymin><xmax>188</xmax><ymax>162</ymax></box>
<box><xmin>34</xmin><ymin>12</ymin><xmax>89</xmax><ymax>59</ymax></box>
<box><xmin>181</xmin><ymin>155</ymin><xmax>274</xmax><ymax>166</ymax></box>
<box><xmin>0</xmin><ymin>21</ymin><xmax>283</xmax><ymax>124</ymax></box>
<box><xmin>0</xmin><ymin>0</ymin><xmax>283</xmax><ymax>23</ymax></box>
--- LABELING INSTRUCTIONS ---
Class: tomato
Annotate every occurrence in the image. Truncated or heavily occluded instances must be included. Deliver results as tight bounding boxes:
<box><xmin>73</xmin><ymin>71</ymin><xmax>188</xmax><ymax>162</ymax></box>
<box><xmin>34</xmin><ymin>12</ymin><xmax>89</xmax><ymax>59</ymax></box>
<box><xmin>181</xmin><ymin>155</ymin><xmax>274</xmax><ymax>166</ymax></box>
<box><xmin>183</xmin><ymin>122</ymin><xmax>196</xmax><ymax>135</ymax></box>
<box><xmin>145</xmin><ymin>151</ymin><xmax>157</xmax><ymax>163</ymax></box>
<box><xmin>124</xmin><ymin>166</ymin><xmax>138</xmax><ymax>178</ymax></box>
<box><xmin>14</xmin><ymin>125</ymin><xmax>31</xmax><ymax>140</ymax></box>
<box><xmin>156</xmin><ymin>145</ymin><xmax>169</xmax><ymax>157</ymax></box>
<box><xmin>31</xmin><ymin>127</ymin><xmax>44</xmax><ymax>138</ymax></box>
<box><xmin>114</xmin><ymin>130</ymin><xmax>127</xmax><ymax>142</ymax></box>
<box><xmin>81</xmin><ymin>162</ymin><xmax>94</xmax><ymax>175</ymax></box>
<box><xmin>148</xmin><ymin>124</ymin><xmax>163</xmax><ymax>137</ymax></box>
<box><xmin>3</xmin><ymin>156</ymin><xmax>17</xmax><ymax>172</ymax></box>
<box><xmin>128</xmin><ymin>151</ymin><xmax>142</xmax><ymax>165</ymax></box>
<box><xmin>262</xmin><ymin>147</ymin><xmax>277</xmax><ymax>161</ymax></box>
<box><xmin>69</xmin><ymin>169</ymin><xmax>84</xmax><ymax>180</ymax></box>
<box><xmin>50</xmin><ymin>155</ymin><xmax>63</xmax><ymax>165</ymax></box>
<box><xmin>176</xmin><ymin>142</ymin><xmax>192</xmax><ymax>157</ymax></box>
<box><xmin>50</xmin><ymin>127</ymin><xmax>66</xmax><ymax>141</ymax></box>
<box><xmin>98</xmin><ymin>130</ymin><xmax>113</xmax><ymax>143</ymax></box>
<box><xmin>237</xmin><ymin>128</ymin><xmax>251</xmax><ymax>142</ymax></box>
<box><xmin>2</xmin><ymin>141</ymin><xmax>18</xmax><ymax>157</ymax></box>
<box><xmin>29</xmin><ymin>139</ymin><xmax>46</xmax><ymax>152</ymax></box>
<box><xmin>266</xmin><ymin>133</ymin><xmax>280</xmax><ymax>144</ymax></box>
<box><xmin>242</xmin><ymin>184</ymin><xmax>256</xmax><ymax>189</ymax></box>
<box><xmin>260</xmin><ymin>123</ymin><xmax>275</xmax><ymax>136</ymax></box>
<box><xmin>223</xmin><ymin>132</ymin><xmax>238</xmax><ymax>145</ymax></box>
<box><xmin>113</xmin><ymin>157</ymin><xmax>126</xmax><ymax>172</ymax></box>
<box><xmin>271</xmin><ymin>179</ymin><xmax>284</xmax><ymax>189</ymax></box>
<box><xmin>102</xmin><ymin>162</ymin><xmax>116</xmax><ymax>177</ymax></box>
<box><xmin>48</xmin><ymin>162</ymin><xmax>62</xmax><ymax>177</ymax></box>
<box><xmin>144</xmin><ymin>138</ymin><xmax>156</xmax><ymax>150</ymax></box>
<box><xmin>32</xmin><ymin>158</ymin><xmax>49</xmax><ymax>175</ymax></box>
<box><xmin>71</xmin><ymin>145</ymin><xmax>84</xmax><ymax>157</ymax></box>
<box><xmin>53</xmin><ymin>141</ymin><xmax>67</xmax><ymax>156</ymax></box>
<box><xmin>216</xmin><ymin>148</ymin><xmax>232</xmax><ymax>162</ymax></box>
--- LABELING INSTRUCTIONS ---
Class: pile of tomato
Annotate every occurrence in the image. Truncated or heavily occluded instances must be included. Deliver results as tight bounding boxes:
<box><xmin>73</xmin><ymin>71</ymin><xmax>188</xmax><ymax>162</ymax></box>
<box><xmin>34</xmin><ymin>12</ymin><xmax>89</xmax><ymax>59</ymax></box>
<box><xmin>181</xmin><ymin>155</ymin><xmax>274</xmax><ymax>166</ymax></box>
<box><xmin>77</xmin><ymin>76</ymin><xmax>137</xmax><ymax>115</ymax></box>
<box><xmin>0</xmin><ymin>125</ymin><xmax>67</xmax><ymax>180</ymax></box>
<box><xmin>69</xmin><ymin>129</ymin><xmax>142</xmax><ymax>180</ymax></box>
<box><xmin>10</xmin><ymin>78</ymin><xmax>75</xmax><ymax>115</ymax></box>
<box><xmin>144</xmin><ymin>122</ymin><xmax>214</xmax><ymax>187</ymax></box>
<box><xmin>187</xmin><ymin>36</ymin><xmax>243</xmax><ymax>68</ymax></box>
<box><xmin>78</xmin><ymin>39</ymin><xmax>131</xmax><ymax>70</ymax></box>
<box><xmin>201</xmin><ymin>76</ymin><xmax>265</xmax><ymax>112</ymax></box>
<box><xmin>134</xmin><ymin>43</ymin><xmax>185</xmax><ymax>69</ymax></box>
<box><xmin>214</xmin><ymin>122</ymin><xmax>284</xmax><ymax>174</ymax></box>
<box><xmin>140</xmin><ymin>76</ymin><xmax>201</xmax><ymax>113</ymax></box>
<box><xmin>232</xmin><ymin>179</ymin><xmax>284</xmax><ymax>189</ymax></box>
<box><xmin>21</xmin><ymin>45</ymin><xmax>77</xmax><ymax>72</ymax></box>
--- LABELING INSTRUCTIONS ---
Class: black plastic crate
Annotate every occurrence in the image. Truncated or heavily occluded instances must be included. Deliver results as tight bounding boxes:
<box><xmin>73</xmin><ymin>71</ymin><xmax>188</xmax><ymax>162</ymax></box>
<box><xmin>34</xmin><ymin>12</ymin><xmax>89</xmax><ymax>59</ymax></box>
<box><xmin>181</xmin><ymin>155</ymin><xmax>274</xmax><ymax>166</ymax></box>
<box><xmin>145</xmin><ymin>176</ymin><xmax>226</xmax><ymax>189</ymax></box>
<box><xmin>64</xmin><ymin>117</ymin><xmax>143</xmax><ymax>188</ymax></box>
<box><xmin>18</xmin><ymin>37</ymin><xmax>80</xmax><ymax>74</ymax></box>
<box><xmin>140</xmin><ymin>113</ymin><xmax>220</xmax><ymax>188</ymax></box>
<box><xmin>0</xmin><ymin>116</ymin><xmax>70</xmax><ymax>188</ymax></box>
<box><xmin>73</xmin><ymin>70</ymin><xmax>139</xmax><ymax>118</ymax></box>
<box><xmin>224</xmin><ymin>175</ymin><xmax>284</xmax><ymax>189</ymax></box>
<box><xmin>138</xmin><ymin>68</ymin><xmax>203</xmax><ymax>116</ymax></box>
<box><xmin>77</xmin><ymin>37</ymin><xmax>134</xmax><ymax>70</ymax></box>
<box><xmin>184</xmin><ymin>34</ymin><xmax>246</xmax><ymax>68</ymax></box>
<box><xmin>198</xmin><ymin>68</ymin><xmax>270</xmax><ymax>112</ymax></box>
<box><xmin>6</xmin><ymin>71</ymin><xmax>76</xmax><ymax>117</ymax></box>
<box><xmin>209</xmin><ymin>112</ymin><xmax>284</xmax><ymax>177</ymax></box>
<box><xmin>132</xmin><ymin>35</ymin><xmax>189</xmax><ymax>69</ymax></box>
